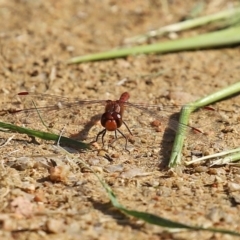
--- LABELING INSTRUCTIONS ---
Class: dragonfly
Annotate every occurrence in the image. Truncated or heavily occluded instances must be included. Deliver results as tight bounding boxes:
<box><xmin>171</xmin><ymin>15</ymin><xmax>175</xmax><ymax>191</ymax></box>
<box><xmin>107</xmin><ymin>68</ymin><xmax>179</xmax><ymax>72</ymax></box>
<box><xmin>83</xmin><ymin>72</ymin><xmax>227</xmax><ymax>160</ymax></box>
<box><xmin>4</xmin><ymin>91</ymin><xmax>215</xmax><ymax>152</ymax></box>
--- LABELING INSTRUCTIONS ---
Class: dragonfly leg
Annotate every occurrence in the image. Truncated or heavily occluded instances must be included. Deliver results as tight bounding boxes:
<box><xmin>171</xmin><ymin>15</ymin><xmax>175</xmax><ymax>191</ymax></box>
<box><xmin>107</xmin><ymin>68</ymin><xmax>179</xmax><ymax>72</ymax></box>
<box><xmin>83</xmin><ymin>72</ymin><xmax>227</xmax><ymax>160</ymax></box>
<box><xmin>96</xmin><ymin>129</ymin><xmax>107</xmax><ymax>146</ymax></box>
<box><xmin>122</xmin><ymin>120</ymin><xmax>133</xmax><ymax>135</ymax></box>
<box><xmin>116</xmin><ymin>129</ymin><xmax>130</xmax><ymax>153</ymax></box>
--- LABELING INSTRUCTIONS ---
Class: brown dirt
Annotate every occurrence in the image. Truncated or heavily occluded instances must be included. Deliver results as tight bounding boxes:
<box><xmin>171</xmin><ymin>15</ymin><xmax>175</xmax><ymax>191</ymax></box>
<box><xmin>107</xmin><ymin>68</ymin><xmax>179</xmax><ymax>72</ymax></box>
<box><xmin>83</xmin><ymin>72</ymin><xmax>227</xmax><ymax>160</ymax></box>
<box><xmin>0</xmin><ymin>0</ymin><xmax>240</xmax><ymax>239</ymax></box>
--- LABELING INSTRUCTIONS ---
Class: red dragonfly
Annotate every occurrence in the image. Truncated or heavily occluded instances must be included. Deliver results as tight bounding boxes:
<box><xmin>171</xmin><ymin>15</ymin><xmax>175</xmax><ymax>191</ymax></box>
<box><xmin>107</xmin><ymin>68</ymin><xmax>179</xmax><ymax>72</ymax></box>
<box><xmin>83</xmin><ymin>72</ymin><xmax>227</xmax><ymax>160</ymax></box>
<box><xmin>6</xmin><ymin>91</ymin><xmax>212</xmax><ymax>151</ymax></box>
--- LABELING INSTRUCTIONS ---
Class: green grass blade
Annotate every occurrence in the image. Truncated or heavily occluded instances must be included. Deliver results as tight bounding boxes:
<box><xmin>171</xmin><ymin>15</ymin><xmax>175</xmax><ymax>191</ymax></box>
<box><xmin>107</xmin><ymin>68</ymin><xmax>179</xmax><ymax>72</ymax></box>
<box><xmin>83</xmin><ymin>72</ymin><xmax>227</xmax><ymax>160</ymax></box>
<box><xmin>67</xmin><ymin>26</ymin><xmax>240</xmax><ymax>63</ymax></box>
<box><xmin>31</xmin><ymin>100</ymin><xmax>50</xmax><ymax>129</ymax></box>
<box><xmin>125</xmin><ymin>7</ymin><xmax>240</xmax><ymax>44</ymax></box>
<box><xmin>118</xmin><ymin>207</ymin><xmax>240</xmax><ymax>236</ymax></box>
<box><xmin>169</xmin><ymin>105</ymin><xmax>195</xmax><ymax>167</ymax></box>
<box><xmin>73</xmin><ymin>155</ymin><xmax>240</xmax><ymax>237</ymax></box>
<box><xmin>2</xmin><ymin>121</ymin><xmax>239</xmax><ymax>236</ymax></box>
<box><xmin>169</xmin><ymin>81</ymin><xmax>240</xmax><ymax>167</ymax></box>
<box><xmin>0</xmin><ymin>121</ymin><xmax>89</xmax><ymax>149</ymax></box>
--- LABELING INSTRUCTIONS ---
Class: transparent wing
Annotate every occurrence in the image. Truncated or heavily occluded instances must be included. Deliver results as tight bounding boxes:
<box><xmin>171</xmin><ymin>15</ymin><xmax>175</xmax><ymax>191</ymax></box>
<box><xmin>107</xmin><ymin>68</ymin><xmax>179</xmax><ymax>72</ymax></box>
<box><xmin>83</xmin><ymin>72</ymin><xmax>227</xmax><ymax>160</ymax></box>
<box><xmin>1</xmin><ymin>92</ymin><xmax>224</xmax><ymax>157</ymax></box>
<box><xmin>123</xmin><ymin>101</ymin><xmax>224</xmax><ymax>156</ymax></box>
<box><xmin>2</xmin><ymin>92</ymin><xmax>108</xmax><ymax>142</ymax></box>
<box><xmin>125</xmin><ymin>102</ymin><xmax>191</xmax><ymax>133</ymax></box>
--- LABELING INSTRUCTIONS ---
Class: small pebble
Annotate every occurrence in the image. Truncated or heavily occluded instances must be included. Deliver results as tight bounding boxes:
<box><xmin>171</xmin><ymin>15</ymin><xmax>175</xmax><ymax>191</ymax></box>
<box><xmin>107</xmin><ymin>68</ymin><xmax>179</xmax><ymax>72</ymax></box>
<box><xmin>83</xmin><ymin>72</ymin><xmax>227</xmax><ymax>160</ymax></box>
<box><xmin>46</xmin><ymin>219</ymin><xmax>65</xmax><ymax>233</ymax></box>
<box><xmin>104</xmin><ymin>164</ymin><xmax>124</xmax><ymax>173</ymax></box>
<box><xmin>195</xmin><ymin>166</ymin><xmax>208</xmax><ymax>173</ymax></box>
<box><xmin>228</xmin><ymin>182</ymin><xmax>240</xmax><ymax>192</ymax></box>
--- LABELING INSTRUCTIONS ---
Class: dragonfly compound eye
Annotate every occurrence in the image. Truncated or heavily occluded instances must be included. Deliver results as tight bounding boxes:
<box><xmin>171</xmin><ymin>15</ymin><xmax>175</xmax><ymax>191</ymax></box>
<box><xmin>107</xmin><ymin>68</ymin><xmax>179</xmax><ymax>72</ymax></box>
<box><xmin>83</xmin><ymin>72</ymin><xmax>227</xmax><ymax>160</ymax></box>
<box><xmin>101</xmin><ymin>112</ymin><xmax>122</xmax><ymax>131</ymax></box>
<box><xmin>112</xmin><ymin>112</ymin><xmax>122</xmax><ymax>128</ymax></box>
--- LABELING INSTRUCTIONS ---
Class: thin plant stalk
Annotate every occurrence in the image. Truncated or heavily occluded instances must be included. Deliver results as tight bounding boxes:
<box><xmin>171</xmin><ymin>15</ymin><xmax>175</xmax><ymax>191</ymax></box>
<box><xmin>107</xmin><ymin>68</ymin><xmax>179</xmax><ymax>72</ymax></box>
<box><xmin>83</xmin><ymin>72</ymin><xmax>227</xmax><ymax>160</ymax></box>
<box><xmin>186</xmin><ymin>147</ymin><xmax>240</xmax><ymax>166</ymax></box>
<box><xmin>169</xmin><ymin>81</ymin><xmax>240</xmax><ymax>167</ymax></box>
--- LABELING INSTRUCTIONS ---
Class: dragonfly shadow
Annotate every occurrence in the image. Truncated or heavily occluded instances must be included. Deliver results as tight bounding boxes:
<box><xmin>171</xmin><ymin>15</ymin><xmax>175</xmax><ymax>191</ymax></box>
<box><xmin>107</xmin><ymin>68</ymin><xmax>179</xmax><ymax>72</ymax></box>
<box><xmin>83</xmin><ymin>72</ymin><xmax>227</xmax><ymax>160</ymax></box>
<box><xmin>158</xmin><ymin>113</ymin><xmax>180</xmax><ymax>169</ymax></box>
<box><xmin>70</xmin><ymin>113</ymin><xmax>102</xmax><ymax>142</ymax></box>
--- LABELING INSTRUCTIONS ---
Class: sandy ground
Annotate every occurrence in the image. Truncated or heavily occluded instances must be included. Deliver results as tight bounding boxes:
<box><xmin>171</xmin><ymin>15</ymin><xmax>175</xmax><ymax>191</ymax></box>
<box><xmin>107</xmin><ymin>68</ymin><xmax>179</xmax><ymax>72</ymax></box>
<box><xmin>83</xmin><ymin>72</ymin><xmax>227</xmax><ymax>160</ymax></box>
<box><xmin>0</xmin><ymin>0</ymin><xmax>240</xmax><ymax>239</ymax></box>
